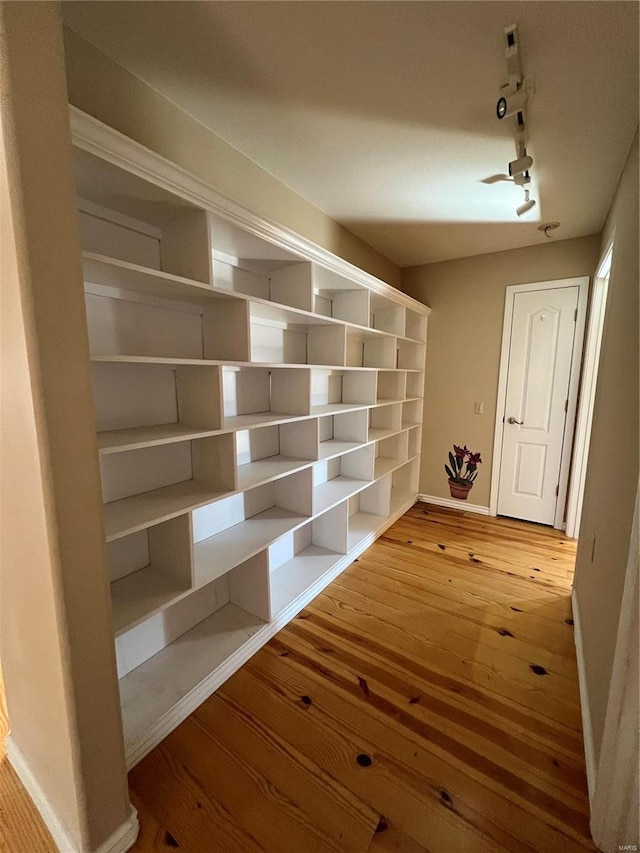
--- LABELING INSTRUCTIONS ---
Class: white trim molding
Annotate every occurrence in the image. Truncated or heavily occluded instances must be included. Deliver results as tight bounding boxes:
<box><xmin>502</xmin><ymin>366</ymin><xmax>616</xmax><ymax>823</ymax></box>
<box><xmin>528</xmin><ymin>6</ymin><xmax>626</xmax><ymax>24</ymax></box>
<box><xmin>69</xmin><ymin>107</ymin><xmax>429</xmax><ymax>317</ymax></box>
<box><xmin>418</xmin><ymin>494</ymin><xmax>490</xmax><ymax>515</ymax></box>
<box><xmin>570</xmin><ymin>589</ymin><xmax>597</xmax><ymax>798</ymax></box>
<box><xmin>6</xmin><ymin>736</ymin><xmax>139</xmax><ymax>853</ymax></box>
<box><xmin>565</xmin><ymin>242</ymin><xmax>614</xmax><ymax>539</ymax></box>
<box><xmin>489</xmin><ymin>277</ymin><xmax>589</xmax><ymax>529</ymax></box>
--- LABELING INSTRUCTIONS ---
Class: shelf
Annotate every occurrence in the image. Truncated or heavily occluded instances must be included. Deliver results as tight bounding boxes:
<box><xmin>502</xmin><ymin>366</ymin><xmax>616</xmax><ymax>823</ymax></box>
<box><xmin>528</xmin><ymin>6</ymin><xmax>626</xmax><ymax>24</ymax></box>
<box><xmin>236</xmin><ymin>456</ymin><xmax>311</xmax><ymax>491</ymax></box>
<box><xmin>390</xmin><ymin>488</ymin><xmax>416</xmax><ymax>516</ymax></box>
<box><xmin>376</xmin><ymin>397</ymin><xmax>405</xmax><ymax>406</ymax></box>
<box><xmin>347</xmin><ymin>511</ymin><xmax>386</xmax><ymax>552</ymax></box>
<box><xmin>222</xmin><ymin>411</ymin><xmax>304</xmax><ymax>431</ymax></box>
<box><xmin>111</xmin><ymin>566</ymin><xmax>191</xmax><ymax>636</ymax></box>
<box><xmin>317</xmin><ymin>440</ymin><xmax>365</xmax><ymax>460</ymax></box>
<box><xmin>374</xmin><ymin>457</ymin><xmax>408</xmax><ymax>479</ymax></box>
<box><xmin>98</xmin><ymin>423</ymin><xmax>222</xmax><ymax>454</ymax></box>
<box><xmin>313</xmin><ymin>476</ymin><xmax>370</xmax><ymax>515</ymax></box>
<box><xmin>82</xmin><ymin>252</ymin><xmax>226</xmax><ymax>304</ymax></box>
<box><xmin>104</xmin><ymin>480</ymin><xmax>229</xmax><ymax>542</ymax></box>
<box><xmin>193</xmin><ymin>507</ymin><xmax>308</xmax><ymax>588</ymax></box>
<box><xmin>368</xmin><ymin>427</ymin><xmax>403</xmax><ymax>442</ymax></box>
<box><xmin>270</xmin><ymin>545</ymin><xmax>343</xmax><ymax>617</ymax></box>
<box><xmin>309</xmin><ymin>402</ymin><xmax>369</xmax><ymax>417</ymax></box>
<box><xmin>92</xmin><ymin>354</ymin><xmax>413</xmax><ymax>373</ymax></box>
<box><xmin>119</xmin><ymin>603</ymin><xmax>267</xmax><ymax>754</ymax></box>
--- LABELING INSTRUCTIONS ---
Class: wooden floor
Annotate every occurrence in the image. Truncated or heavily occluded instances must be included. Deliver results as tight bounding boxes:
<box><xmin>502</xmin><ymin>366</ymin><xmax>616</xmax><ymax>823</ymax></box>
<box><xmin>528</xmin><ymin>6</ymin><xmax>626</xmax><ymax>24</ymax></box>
<box><xmin>0</xmin><ymin>503</ymin><xmax>594</xmax><ymax>852</ymax></box>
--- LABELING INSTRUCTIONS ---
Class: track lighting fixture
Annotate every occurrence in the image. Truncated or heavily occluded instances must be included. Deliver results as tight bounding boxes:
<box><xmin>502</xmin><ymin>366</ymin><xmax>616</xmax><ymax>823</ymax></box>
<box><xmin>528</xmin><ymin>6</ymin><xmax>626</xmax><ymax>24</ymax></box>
<box><xmin>485</xmin><ymin>23</ymin><xmax>539</xmax><ymax>219</ymax></box>
<box><xmin>516</xmin><ymin>189</ymin><xmax>536</xmax><ymax>217</ymax></box>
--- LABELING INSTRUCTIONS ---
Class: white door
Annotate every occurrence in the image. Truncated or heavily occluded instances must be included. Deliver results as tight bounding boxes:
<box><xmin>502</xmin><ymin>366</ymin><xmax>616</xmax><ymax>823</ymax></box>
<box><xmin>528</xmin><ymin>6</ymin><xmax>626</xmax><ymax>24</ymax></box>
<box><xmin>497</xmin><ymin>285</ymin><xmax>580</xmax><ymax>524</ymax></box>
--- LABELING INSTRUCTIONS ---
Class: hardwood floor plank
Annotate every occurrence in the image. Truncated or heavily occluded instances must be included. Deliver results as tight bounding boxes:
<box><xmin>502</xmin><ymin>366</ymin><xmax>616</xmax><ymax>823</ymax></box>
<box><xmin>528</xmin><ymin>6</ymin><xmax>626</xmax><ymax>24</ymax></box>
<box><xmin>367</xmin><ymin>820</ymin><xmax>433</xmax><ymax>853</ymax></box>
<box><xmin>130</xmin><ymin>741</ymin><xmax>265</xmax><ymax>853</ymax></box>
<box><xmin>238</xmin><ymin>655</ymin><xmax>591</xmax><ymax>853</ymax></box>
<box><xmin>192</xmin><ymin>692</ymin><xmax>379</xmax><ymax>851</ymax></box>
<box><xmin>219</xmin><ymin>666</ymin><xmax>516</xmax><ymax>853</ymax></box>
<box><xmin>309</xmin><ymin>585</ymin><xmax>583</xmax><ymax>728</ymax></box>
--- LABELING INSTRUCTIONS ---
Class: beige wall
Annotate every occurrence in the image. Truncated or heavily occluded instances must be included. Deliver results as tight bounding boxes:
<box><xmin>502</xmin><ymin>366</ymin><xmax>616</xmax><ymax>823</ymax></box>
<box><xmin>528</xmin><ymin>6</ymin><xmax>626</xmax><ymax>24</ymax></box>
<box><xmin>402</xmin><ymin>235</ymin><xmax>601</xmax><ymax>505</ymax></box>
<box><xmin>62</xmin><ymin>28</ymin><xmax>401</xmax><ymax>289</ymax></box>
<box><xmin>574</xmin><ymin>132</ymin><xmax>639</xmax><ymax>766</ymax></box>
<box><xmin>0</xmin><ymin>4</ymin><xmax>130</xmax><ymax>849</ymax></box>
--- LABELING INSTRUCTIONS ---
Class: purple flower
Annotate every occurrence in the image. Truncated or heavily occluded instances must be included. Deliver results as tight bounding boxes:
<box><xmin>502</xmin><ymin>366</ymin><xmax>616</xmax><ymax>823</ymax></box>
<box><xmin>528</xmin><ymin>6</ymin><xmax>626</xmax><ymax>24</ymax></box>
<box><xmin>467</xmin><ymin>452</ymin><xmax>482</xmax><ymax>466</ymax></box>
<box><xmin>453</xmin><ymin>444</ymin><xmax>468</xmax><ymax>460</ymax></box>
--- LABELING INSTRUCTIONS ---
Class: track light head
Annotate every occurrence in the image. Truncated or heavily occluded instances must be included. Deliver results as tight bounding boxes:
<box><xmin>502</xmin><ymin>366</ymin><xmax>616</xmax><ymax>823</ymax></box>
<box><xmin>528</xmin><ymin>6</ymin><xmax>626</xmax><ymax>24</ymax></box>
<box><xmin>508</xmin><ymin>154</ymin><xmax>533</xmax><ymax>176</ymax></box>
<box><xmin>496</xmin><ymin>85</ymin><xmax>528</xmax><ymax>120</ymax></box>
<box><xmin>516</xmin><ymin>189</ymin><xmax>536</xmax><ymax>217</ymax></box>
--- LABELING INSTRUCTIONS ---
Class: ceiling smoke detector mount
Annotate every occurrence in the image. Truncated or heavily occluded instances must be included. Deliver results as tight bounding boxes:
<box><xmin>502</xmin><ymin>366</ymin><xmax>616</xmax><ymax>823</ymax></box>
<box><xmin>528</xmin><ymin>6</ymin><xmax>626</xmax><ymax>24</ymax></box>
<box><xmin>537</xmin><ymin>221</ymin><xmax>561</xmax><ymax>238</ymax></box>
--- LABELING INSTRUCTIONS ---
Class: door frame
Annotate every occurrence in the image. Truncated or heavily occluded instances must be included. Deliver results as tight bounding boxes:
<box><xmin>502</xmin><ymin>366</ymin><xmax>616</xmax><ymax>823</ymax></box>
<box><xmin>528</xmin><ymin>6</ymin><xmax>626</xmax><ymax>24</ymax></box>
<box><xmin>489</xmin><ymin>277</ymin><xmax>589</xmax><ymax>528</ymax></box>
<box><xmin>565</xmin><ymin>242</ymin><xmax>614</xmax><ymax>538</ymax></box>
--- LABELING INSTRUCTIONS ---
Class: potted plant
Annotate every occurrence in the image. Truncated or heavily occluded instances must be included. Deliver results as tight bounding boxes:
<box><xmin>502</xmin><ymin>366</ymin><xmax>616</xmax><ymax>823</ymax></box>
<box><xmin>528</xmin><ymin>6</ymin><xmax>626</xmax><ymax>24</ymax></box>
<box><xmin>445</xmin><ymin>444</ymin><xmax>482</xmax><ymax>500</ymax></box>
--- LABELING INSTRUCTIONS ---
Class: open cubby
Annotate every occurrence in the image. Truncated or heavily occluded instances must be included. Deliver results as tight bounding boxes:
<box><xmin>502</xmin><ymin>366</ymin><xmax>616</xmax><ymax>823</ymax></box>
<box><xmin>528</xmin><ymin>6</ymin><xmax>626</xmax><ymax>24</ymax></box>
<box><xmin>75</xmin><ymin>149</ymin><xmax>212</xmax><ymax>285</ymax></box>
<box><xmin>403</xmin><ymin>399</ymin><xmax>423</xmax><ymax>429</ymax></box>
<box><xmin>191</xmin><ymin>469</ymin><xmax>313</xmax><ymax>588</ymax></box>
<box><xmin>108</xmin><ymin>514</ymin><xmax>193</xmax><ymax>636</ymax></box>
<box><xmin>269</xmin><ymin>503</ymin><xmax>348</xmax><ymax>618</ymax></box>
<box><xmin>213</xmin><ymin>257</ymin><xmax>270</xmax><ymax>300</ymax></box>
<box><xmin>369</xmin><ymin>403</ymin><xmax>403</xmax><ymax>440</ymax></box>
<box><xmin>101</xmin><ymin>432</ymin><xmax>236</xmax><ymax>542</ymax></box>
<box><xmin>397</xmin><ymin>339</ymin><xmax>426</xmax><ymax>370</ymax></box>
<box><xmin>94</xmin><ymin>362</ymin><xmax>223</xmax><ymax>453</ymax></box>
<box><xmin>222</xmin><ymin>366</ymin><xmax>311</xmax><ymax>429</ymax></box>
<box><xmin>405</xmin><ymin>309</ymin><xmax>428</xmax><ymax>342</ymax></box>
<box><xmin>236</xmin><ymin>421</ymin><xmax>318</xmax><ymax>490</ymax></box>
<box><xmin>374</xmin><ymin>431</ymin><xmax>409</xmax><ymax>478</ymax></box>
<box><xmin>391</xmin><ymin>457</ymin><xmax>420</xmax><ymax>515</ymax></box>
<box><xmin>312</xmin><ymin>444</ymin><xmax>374</xmax><ymax>514</ymax></box>
<box><xmin>115</xmin><ymin>549</ymin><xmax>269</xmax><ymax>681</ymax></box>
<box><xmin>310</xmin><ymin>368</ymin><xmax>377</xmax><ymax>413</ymax></box>
<box><xmin>406</xmin><ymin>371</ymin><xmax>425</xmax><ymax>399</ymax></box>
<box><xmin>317</xmin><ymin>289</ymin><xmax>370</xmax><ymax>327</ymax></box>
<box><xmin>318</xmin><ymin>410</ymin><xmax>369</xmax><ymax>459</ymax></box>
<box><xmin>346</xmin><ymin>332</ymin><xmax>397</xmax><ymax>368</ymax></box>
<box><xmin>269</xmin><ymin>263</ymin><xmax>314</xmax><ymax>312</ymax></box>
<box><xmin>371</xmin><ymin>294</ymin><xmax>405</xmax><ymax>337</ymax></box>
<box><xmin>249</xmin><ymin>302</ymin><xmax>346</xmax><ymax>366</ymax></box>
<box><xmin>347</xmin><ymin>476</ymin><xmax>392</xmax><ymax>551</ymax></box>
<box><xmin>84</xmin><ymin>283</ymin><xmax>249</xmax><ymax>363</ymax></box>
<box><xmin>85</xmin><ymin>289</ymin><xmax>204</xmax><ymax>361</ymax></box>
<box><xmin>377</xmin><ymin>370</ymin><xmax>407</xmax><ymax>402</ymax></box>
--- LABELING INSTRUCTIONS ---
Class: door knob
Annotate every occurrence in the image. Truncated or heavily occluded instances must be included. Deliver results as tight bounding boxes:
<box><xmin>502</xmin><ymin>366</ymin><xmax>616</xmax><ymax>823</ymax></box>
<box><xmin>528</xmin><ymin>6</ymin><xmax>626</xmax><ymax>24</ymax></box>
<box><xmin>507</xmin><ymin>416</ymin><xmax>524</xmax><ymax>425</ymax></box>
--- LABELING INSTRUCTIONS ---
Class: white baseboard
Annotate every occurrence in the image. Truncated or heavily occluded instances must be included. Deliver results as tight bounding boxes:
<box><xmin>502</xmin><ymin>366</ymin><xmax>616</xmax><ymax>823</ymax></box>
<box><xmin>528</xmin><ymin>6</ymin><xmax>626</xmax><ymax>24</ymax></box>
<box><xmin>6</xmin><ymin>735</ymin><xmax>139</xmax><ymax>853</ymax></box>
<box><xmin>418</xmin><ymin>494</ymin><xmax>490</xmax><ymax>516</ymax></box>
<box><xmin>571</xmin><ymin>588</ymin><xmax>597</xmax><ymax>802</ymax></box>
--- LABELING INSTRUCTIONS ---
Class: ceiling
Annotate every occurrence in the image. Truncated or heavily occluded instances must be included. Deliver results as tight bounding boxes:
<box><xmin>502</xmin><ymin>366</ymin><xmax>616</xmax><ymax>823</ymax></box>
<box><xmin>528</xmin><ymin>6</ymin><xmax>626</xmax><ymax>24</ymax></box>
<box><xmin>62</xmin><ymin>1</ymin><xmax>639</xmax><ymax>268</ymax></box>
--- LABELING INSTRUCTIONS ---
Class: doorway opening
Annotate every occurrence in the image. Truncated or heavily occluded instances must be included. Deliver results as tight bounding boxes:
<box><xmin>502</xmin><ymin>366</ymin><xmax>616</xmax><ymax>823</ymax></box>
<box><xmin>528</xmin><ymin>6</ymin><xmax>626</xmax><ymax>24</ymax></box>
<box><xmin>489</xmin><ymin>277</ymin><xmax>589</xmax><ymax>528</ymax></box>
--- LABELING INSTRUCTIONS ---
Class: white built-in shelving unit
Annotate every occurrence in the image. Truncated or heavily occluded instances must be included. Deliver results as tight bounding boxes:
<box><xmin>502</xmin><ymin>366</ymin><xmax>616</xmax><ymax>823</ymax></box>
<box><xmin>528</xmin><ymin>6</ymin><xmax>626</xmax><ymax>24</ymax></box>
<box><xmin>70</xmin><ymin>116</ymin><xmax>429</xmax><ymax>768</ymax></box>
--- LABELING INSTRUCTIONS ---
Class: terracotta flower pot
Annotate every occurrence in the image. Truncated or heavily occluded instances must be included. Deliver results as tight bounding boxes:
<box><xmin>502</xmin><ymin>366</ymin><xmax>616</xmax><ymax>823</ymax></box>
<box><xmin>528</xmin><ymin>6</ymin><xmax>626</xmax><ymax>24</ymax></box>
<box><xmin>448</xmin><ymin>480</ymin><xmax>473</xmax><ymax>500</ymax></box>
